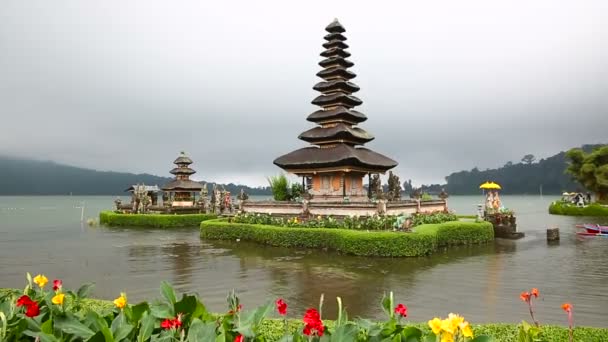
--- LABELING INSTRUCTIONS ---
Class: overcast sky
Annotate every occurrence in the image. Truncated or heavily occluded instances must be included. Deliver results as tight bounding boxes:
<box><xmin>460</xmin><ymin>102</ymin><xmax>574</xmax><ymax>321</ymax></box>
<box><xmin>1</xmin><ymin>0</ymin><xmax>606</xmax><ymax>187</ymax></box>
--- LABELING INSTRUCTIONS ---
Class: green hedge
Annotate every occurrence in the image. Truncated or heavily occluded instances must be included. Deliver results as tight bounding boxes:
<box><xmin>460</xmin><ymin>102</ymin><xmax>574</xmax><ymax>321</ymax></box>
<box><xmin>548</xmin><ymin>202</ymin><xmax>608</xmax><ymax>216</ymax></box>
<box><xmin>99</xmin><ymin>211</ymin><xmax>217</xmax><ymax>228</ymax></box>
<box><xmin>200</xmin><ymin>219</ymin><xmax>493</xmax><ymax>257</ymax></box>
<box><xmin>2</xmin><ymin>289</ymin><xmax>604</xmax><ymax>342</ymax></box>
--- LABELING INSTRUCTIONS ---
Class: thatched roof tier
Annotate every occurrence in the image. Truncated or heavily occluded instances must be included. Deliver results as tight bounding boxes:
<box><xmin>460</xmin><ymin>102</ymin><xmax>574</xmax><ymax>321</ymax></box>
<box><xmin>320</xmin><ymin>48</ymin><xmax>351</xmax><ymax>59</ymax></box>
<box><xmin>306</xmin><ymin>107</ymin><xmax>367</xmax><ymax>124</ymax></box>
<box><xmin>325</xmin><ymin>19</ymin><xmax>346</xmax><ymax>33</ymax></box>
<box><xmin>318</xmin><ymin>57</ymin><xmax>354</xmax><ymax>69</ymax></box>
<box><xmin>173</xmin><ymin>153</ymin><xmax>193</xmax><ymax>165</ymax></box>
<box><xmin>316</xmin><ymin>67</ymin><xmax>356</xmax><ymax>80</ymax></box>
<box><xmin>170</xmin><ymin>167</ymin><xmax>196</xmax><ymax>175</ymax></box>
<box><xmin>312</xmin><ymin>93</ymin><xmax>362</xmax><ymax>108</ymax></box>
<box><xmin>313</xmin><ymin>80</ymin><xmax>359</xmax><ymax>94</ymax></box>
<box><xmin>324</xmin><ymin>32</ymin><xmax>347</xmax><ymax>41</ymax></box>
<box><xmin>274</xmin><ymin>144</ymin><xmax>397</xmax><ymax>173</ymax></box>
<box><xmin>298</xmin><ymin>123</ymin><xmax>374</xmax><ymax>145</ymax></box>
<box><xmin>161</xmin><ymin>179</ymin><xmax>203</xmax><ymax>191</ymax></box>
<box><xmin>322</xmin><ymin>40</ymin><xmax>349</xmax><ymax>50</ymax></box>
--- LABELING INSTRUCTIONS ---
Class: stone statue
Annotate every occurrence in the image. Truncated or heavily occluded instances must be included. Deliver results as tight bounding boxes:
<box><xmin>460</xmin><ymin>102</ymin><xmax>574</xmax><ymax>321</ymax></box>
<box><xmin>237</xmin><ymin>188</ymin><xmax>249</xmax><ymax>201</ymax></box>
<box><xmin>439</xmin><ymin>189</ymin><xmax>449</xmax><ymax>200</ymax></box>
<box><xmin>410</xmin><ymin>188</ymin><xmax>421</xmax><ymax>200</ymax></box>
<box><xmin>198</xmin><ymin>183</ymin><xmax>209</xmax><ymax>213</ymax></box>
<box><xmin>387</xmin><ymin>171</ymin><xmax>402</xmax><ymax>201</ymax></box>
<box><xmin>114</xmin><ymin>197</ymin><xmax>122</xmax><ymax>211</ymax></box>
<box><xmin>133</xmin><ymin>184</ymin><xmax>149</xmax><ymax>214</ymax></box>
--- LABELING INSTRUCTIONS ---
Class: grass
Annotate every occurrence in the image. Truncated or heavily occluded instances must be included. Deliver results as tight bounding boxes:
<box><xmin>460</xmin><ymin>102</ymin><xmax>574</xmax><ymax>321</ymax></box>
<box><xmin>99</xmin><ymin>211</ymin><xmax>217</xmax><ymax>228</ymax></box>
<box><xmin>548</xmin><ymin>202</ymin><xmax>608</xmax><ymax>217</ymax></box>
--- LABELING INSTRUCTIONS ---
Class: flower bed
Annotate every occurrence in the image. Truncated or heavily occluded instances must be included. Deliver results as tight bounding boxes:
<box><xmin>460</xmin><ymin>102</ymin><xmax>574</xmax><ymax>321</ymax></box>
<box><xmin>548</xmin><ymin>202</ymin><xmax>608</xmax><ymax>216</ymax></box>
<box><xmin>200</xmin><ymin>219</ymin><xmax>493</xmax><ymax>257</ymax></box>
<box><xmin>1</xmin><ymin>276</ymin><xmax>606</xmax><ymax>342</ymax></box>
<box><xmin>99</xmin><ymin>211</ymin><xmax>217</xmax><ymax>228</ymax></box>
<box><xmin>231</xmin><ymin>212</ymin><xmax>459</xmax><ymax>230</ymax></box>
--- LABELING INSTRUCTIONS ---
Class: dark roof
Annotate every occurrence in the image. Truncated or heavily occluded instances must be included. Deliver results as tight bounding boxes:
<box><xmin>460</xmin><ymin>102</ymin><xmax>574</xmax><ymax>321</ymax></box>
<box><xmin>124</xmin><ymin>185</ymin><xmax>161</xmax><ymax>192</ymax></box>
<box><xmin>170</xmin><ymin>167</ymin><xmax>196</xmax><ymax>175</ymax></box>
<box><xmin>274</xmin><ymin>144</ymin><xmax>397</xmax><ymax>172</ymax></box>
<box><xmin>173</xmin><ymin>152</ymin><xmax>193</xmax><ymax>165</ymax></box>
<box><xmin>313</xmin><ymin>80</ymin><xmax>359</xmax><ymax>93</ymax></box>
<box><xmin>322</xmin><ymin>40</ymin><xmax>349</xmax><ymax>50</ymax></box>
<box><xmin>325</xmin><ymin>19</ymin><xmax>346</xmax><ymax>33</ymax></box>
<box><xmin>318</xmin><ymin>57</ymin><xmax>354</xmax><ymax>69</ymax></box>
<box><xmin>312</xmin><ymin>93</ymin><xmax>362</xmax><ymax>108</ymax></box>
<box><xmin>298</xmin><ymin>123</ymin><xmax>374</xmax><ymax>145</ymax></box>
<box><xmin>161</xmin><ymin>179</ymin><xmax>203</xmax><ymax>191</ymax></box>
<box><xmin>306</xmin><ymin>107</ymin><xmax>367</xmax><ymax>124</ymax></box>
<box><xmin>320</xmin><ymin>48</ymin><xmax>351</xmax><ymax>58</ymax></box>
<box><xmin>324</xmin><ymin>32</ymin><xmax>347</xmax><ymax>41</ymax></box>
<box><xmin>316</xmin><ymin>67</ymin><xmax>356</xmax><ymax>80</ymax></box>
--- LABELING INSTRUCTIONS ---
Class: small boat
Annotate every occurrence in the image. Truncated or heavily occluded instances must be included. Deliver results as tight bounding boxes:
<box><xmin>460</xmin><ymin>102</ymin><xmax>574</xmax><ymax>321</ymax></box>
<box><xmin>575</xmin><ymin>224</ymin><xmax>608</xmax><ymax>234</ymax></box>
<box><xmin>576</xmin><ymin>231</ymin><xmax>608</xmax><ymax>237</ymax></box>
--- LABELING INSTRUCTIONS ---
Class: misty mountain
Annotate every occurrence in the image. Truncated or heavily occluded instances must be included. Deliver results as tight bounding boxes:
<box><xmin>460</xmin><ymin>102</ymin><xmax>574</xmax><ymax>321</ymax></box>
<box><xmin>0</xmin><ymin>156</ymin><xmax>271</xmax><ymax>196</ymax></box>
<box><xmin>443</xmin><ymin>144</ymin><xmax>605</xmax><ymax>195</ymax></box>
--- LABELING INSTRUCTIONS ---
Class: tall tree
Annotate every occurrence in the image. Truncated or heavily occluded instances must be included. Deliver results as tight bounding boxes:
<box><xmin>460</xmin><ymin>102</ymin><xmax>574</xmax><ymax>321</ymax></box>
<box><xmin>565</xmin><ymin>146</ymin><xmax>608</xmax><ymax>202</ymax></box>
<box><xmin>521</xmin><ymin>154</ymin><xmax>536</xmax><ymax>165</ymax></box>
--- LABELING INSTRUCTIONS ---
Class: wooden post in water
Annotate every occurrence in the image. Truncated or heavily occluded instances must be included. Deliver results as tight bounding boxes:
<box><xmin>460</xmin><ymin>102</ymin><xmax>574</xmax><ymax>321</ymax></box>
<box><xmin>547</xmin><ymin>227</ymin><xmax>560</xmax><ymax>241</ymax></box>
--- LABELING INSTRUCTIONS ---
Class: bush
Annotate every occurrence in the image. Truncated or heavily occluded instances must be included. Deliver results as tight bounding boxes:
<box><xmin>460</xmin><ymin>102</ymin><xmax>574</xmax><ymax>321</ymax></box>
<box><xmin>548</xmin><ymin>202</ymin><xmax>608</xmax><ymax>216</ymax></box>
<box><xmin>99</xmin><ymin>211</ymin><xmax>217</xmax><ymax>228</ymax></box>
<box><xmin>200</xmin><ymin>219</ymin><xmax>493</xmax><ymax>257</ymax></box>
<box><xmin>267</xmin><ymin>174</ymin><xmax>290</xmax><ymax>201</ymax></box>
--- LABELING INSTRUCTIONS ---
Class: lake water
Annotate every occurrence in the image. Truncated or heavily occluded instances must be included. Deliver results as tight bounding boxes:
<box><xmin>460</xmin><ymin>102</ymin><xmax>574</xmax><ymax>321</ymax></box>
<box><xmin>1</xmin><ymin>195</ymin><xmax>607</xmax><ymax>327</ymax></box>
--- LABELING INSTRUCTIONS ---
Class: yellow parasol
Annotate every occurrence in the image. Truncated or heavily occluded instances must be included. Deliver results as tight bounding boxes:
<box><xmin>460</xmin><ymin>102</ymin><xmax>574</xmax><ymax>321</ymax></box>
<box><xmin>480</xmin><ymin>181</ymin><xmax>502</xmax><ymax>190</ymax></box>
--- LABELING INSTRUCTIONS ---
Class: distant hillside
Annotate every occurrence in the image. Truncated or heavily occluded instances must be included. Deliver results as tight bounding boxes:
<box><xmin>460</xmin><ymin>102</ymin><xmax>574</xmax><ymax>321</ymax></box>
<box><xmin>0</xmin><ymin>156</ymin><xmax>271</xmax><ymax>196</ymax></box>
<box><xmin>443</xmin><ymin>144</ymin><xmax>605</xmax><ymax>195</ymax></box>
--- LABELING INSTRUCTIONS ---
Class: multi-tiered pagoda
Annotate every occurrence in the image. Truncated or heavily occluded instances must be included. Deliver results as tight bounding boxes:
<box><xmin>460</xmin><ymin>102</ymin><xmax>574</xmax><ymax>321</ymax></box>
<box><xmin>162</xmin><ymin>152</ymin><xmax>203</xmax><ymax>203</ymax></box>
<box><xmin>274</xmin><ymin>19</ymin><xmax>397</xmax><ymax>202</ymax></box>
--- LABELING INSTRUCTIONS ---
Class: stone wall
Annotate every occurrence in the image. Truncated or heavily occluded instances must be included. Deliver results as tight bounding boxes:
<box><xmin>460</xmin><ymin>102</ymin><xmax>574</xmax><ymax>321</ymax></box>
<box><xmin>241</xmin><ymin>199</ymin><xmax>448</xmax><ymax>217</ymax></box>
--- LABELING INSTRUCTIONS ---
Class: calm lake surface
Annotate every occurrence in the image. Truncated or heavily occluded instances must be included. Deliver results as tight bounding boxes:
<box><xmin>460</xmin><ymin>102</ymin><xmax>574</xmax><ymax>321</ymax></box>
<box><xmin>1</xmin><ymin>195</ymin><xmax>608</xmax><ymax>326</ymax></box>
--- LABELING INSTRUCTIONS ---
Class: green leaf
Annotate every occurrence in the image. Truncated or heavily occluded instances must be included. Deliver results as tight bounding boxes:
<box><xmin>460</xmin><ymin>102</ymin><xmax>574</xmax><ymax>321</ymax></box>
<box><xmin>77</xmin><ymin>283</ymin><xmax>96</xmax><ymax>299</ymax></box>
<box><xmin>137</xmin><ymin>311</ymin><xmax>155</xmax><ymax>342</ymax></box>
<box><xmin>41</xmin><ymin>318</ymin><xmax>53</xmax><ymax>334</ymax></box>
<box><xmin>329</xmin><ymin>324</ymin><xmax>358</xmax><ymax>342</ymax></box>
<box><xmin>187</xmin><ymin>319</ymin><xmax>217</xmax><ymax>342</ymax></box>
<box><xmin>174</xmin><ymin>294</ymin><xmax>198</xmax><ymax>319</ymax></box>
<box><xmin>160</xmin><ymin>282</ymin><xmax>177</xmax><ymax>305</ymax></box>
<box><xmin>37</xmin><ymin>332</ymin><xmax>60</xmax><ymax>342</ymax></box>
<box><xmin>470</xmin><ymin>336</ymin><xmax>493</xmax><ymax>342</ymax></box>
<box><xmin>87</xmin><ymin>331</ymin><xmax>107</xmax><ymax>342</ymax></box>
<box><xmin>129</xmin><ymin>302</ymin><xmax>150</xmax><ymax>324</ymax></box>
<box><xmin>150</xmin><ymin>302</ymin><xmax>174</xmax><ymax>319</ymax></box>
<box><xmin>54</xmin><ymin>315</ymin><xmax>96</xmax><ymax>339</ymax></box>
<box><xmin>114</xmin><ymin>323</ymin><xmax>133</xmax><ymax>342</ymax></box>
<box><xmin>400</xmin><ymin>326</ymin><xmax>422</xmax><ymax>339</ymax></box>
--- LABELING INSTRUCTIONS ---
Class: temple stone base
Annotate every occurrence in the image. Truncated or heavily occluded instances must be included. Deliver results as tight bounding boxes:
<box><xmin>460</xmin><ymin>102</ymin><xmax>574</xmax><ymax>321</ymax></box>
<box><xmin>485</xmin><ymin>213</ymin><xmax>525</xmax><ymax>239</ymax></box>
<box><xmin>241</xmin><ymin>199</ymin><xmax>447</xmax><ymax>218</ymax></box>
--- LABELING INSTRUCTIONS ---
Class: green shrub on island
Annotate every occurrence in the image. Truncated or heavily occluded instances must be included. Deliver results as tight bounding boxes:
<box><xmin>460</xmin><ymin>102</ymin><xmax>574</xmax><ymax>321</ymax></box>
<box><xmin>99</xmin><ymin>211</ymin><xmax>217</xmax><ymax>228</ymax></box>
<box><xmin>548</xmin><ymin>201</ymin><xmax>608</xmax><ymax>216</ymax></box>
<box><xmin>3</xmin><ymin>274</ymin><xmax>604</xmax><ymax>342</ymax></box>
<box><xmin>201</xmin><ymin>219</ymin><xmax>493</xmax><ymax>257</ymax></box>
<box><xmin>231</xmin><ymin>212</ymin><xmax>458</xmax><ymax>231</ymax></box>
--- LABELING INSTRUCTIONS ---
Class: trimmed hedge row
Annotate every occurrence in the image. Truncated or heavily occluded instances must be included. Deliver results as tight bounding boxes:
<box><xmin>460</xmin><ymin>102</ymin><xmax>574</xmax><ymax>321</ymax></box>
<box><xmin>99</xmin><ymin>211</ymin><xmax>217</xmax><ymax>228</ymax></box>
<box><xmin>548</xmin><ymin>202</ymin><xmax>608</xmax><ymax>216</ymax></box>
<box><xmin>2</xmin><ymin>289</ymin><xmax>604</xmax><ymax>342</ymax></box>
<box><xmin>200</xmin><ymin>219</ymin><xmax>494</xmax><ymax>257</ymax></box>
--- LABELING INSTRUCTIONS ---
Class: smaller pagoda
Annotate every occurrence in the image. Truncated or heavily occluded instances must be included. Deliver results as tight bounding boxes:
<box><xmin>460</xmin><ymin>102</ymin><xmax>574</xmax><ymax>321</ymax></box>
<box><xmin>162</xmin><ymin>152</ymin><xmax>203</xmax><ymax>205</ymax></box>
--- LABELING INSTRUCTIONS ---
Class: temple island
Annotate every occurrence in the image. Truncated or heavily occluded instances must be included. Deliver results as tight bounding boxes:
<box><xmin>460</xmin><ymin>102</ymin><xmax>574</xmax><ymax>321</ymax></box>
<box><xmin>241</xmin><ymin>19</ymin><xmax>447</xmax><ymax>217</ymax></box>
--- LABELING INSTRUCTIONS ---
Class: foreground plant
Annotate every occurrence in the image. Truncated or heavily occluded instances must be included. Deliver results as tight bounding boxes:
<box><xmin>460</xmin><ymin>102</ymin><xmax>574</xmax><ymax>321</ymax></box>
<box><xmin>0</xmin><ymin>274</ymin><xmax>497</xmax><ymax>341</ymax></box>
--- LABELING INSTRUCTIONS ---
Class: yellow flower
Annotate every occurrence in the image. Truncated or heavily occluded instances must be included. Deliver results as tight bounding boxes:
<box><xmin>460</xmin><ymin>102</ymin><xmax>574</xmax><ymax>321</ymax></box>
<box><xmin>446</xmin><ymin>313</ymin><xmax>464</xmax><ymax>333</ymax></box>
<box><xmin>113</xmin><ymin>293</ymin><xmax>127</xmax><ymax>309</ymax></box>
<box><xmin>428</xmin><ymin>317</ymin><xmax>442</xmax><ymax>335</ymax></box>
<box><xmin>440</xmin><ymin>318</ymin><xmax>456</xmax><ymax>334</ymax></box>
<box><xmin>33</xmin><ymin>274</ymin><xmax>48</xmax><ymax>288</ymax></box>
<box><xmin>52</xmin><ymin>293</ymin><xmax>65</xmax><ymax>305</ymax></box>
<box><xmin>440</xmin><ymin>332</ymin><xmax>454</xmax><ymax>342</ymax></box>
<box><xmin>459</xmin><ymin>321</ymin><xmax>474</xmax><ymax>338</ymax></box>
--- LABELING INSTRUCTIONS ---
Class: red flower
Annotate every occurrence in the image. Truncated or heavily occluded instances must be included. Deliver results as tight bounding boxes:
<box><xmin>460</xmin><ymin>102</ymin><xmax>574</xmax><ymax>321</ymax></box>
<box><xmin>161</xmin><ymin>315</ymin><xmax>183</xmax><ymax>330</ymax></box>
<box><xmin>53</xmin><ymin>279</ymin><xmax>63</xmax><ymax>291</ymax></box>
<box><xmin>531</xmin><ymin>288</ymin><xmax>539</xmax><ymax>298</ymax></box>
<box><xmin>394</xmin><ymin>303</ymin><xmax>408</xmax><ymax>317</ymax></box>
<box><xmin>302</xmin><ymin>308</ymin><xmax>324</xmax><ymax>337</ymax></box>
<box><xmin>234</xmin><ymin>335</ymin><xmax>244</xmax><ymax>342</ymax></box>
<box><xmin>276</xmin><ymin>299</ymin><xmax>287</xmax><ymax>316</ymax></box>
<box><xmin>520</xmin><ymin>291</ymin><xmax>531</xmax><ymax>302</ymax></box>
<box><xmin>228</xmin><ymin>304</ymin><xmax>243</xmax><ymax>315</ymax></box>
<box><xmin>25</xmin><ymin>302</ymin><xmax>40</xmax><ymax>317</ymax></box>
<box><xmin>562</xmin><ymin>303</ymin><xmax>572</xmax><ymax>313</ymax></box>
<box><xmin>16</xmin><ymin>295</ymin><xmax>33</xmax><ymax>307</ymax></box>
<box><xmin>161</xmin><ymin>319</ymin><xmax>173</xmax><ymax>330</ymax></box>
